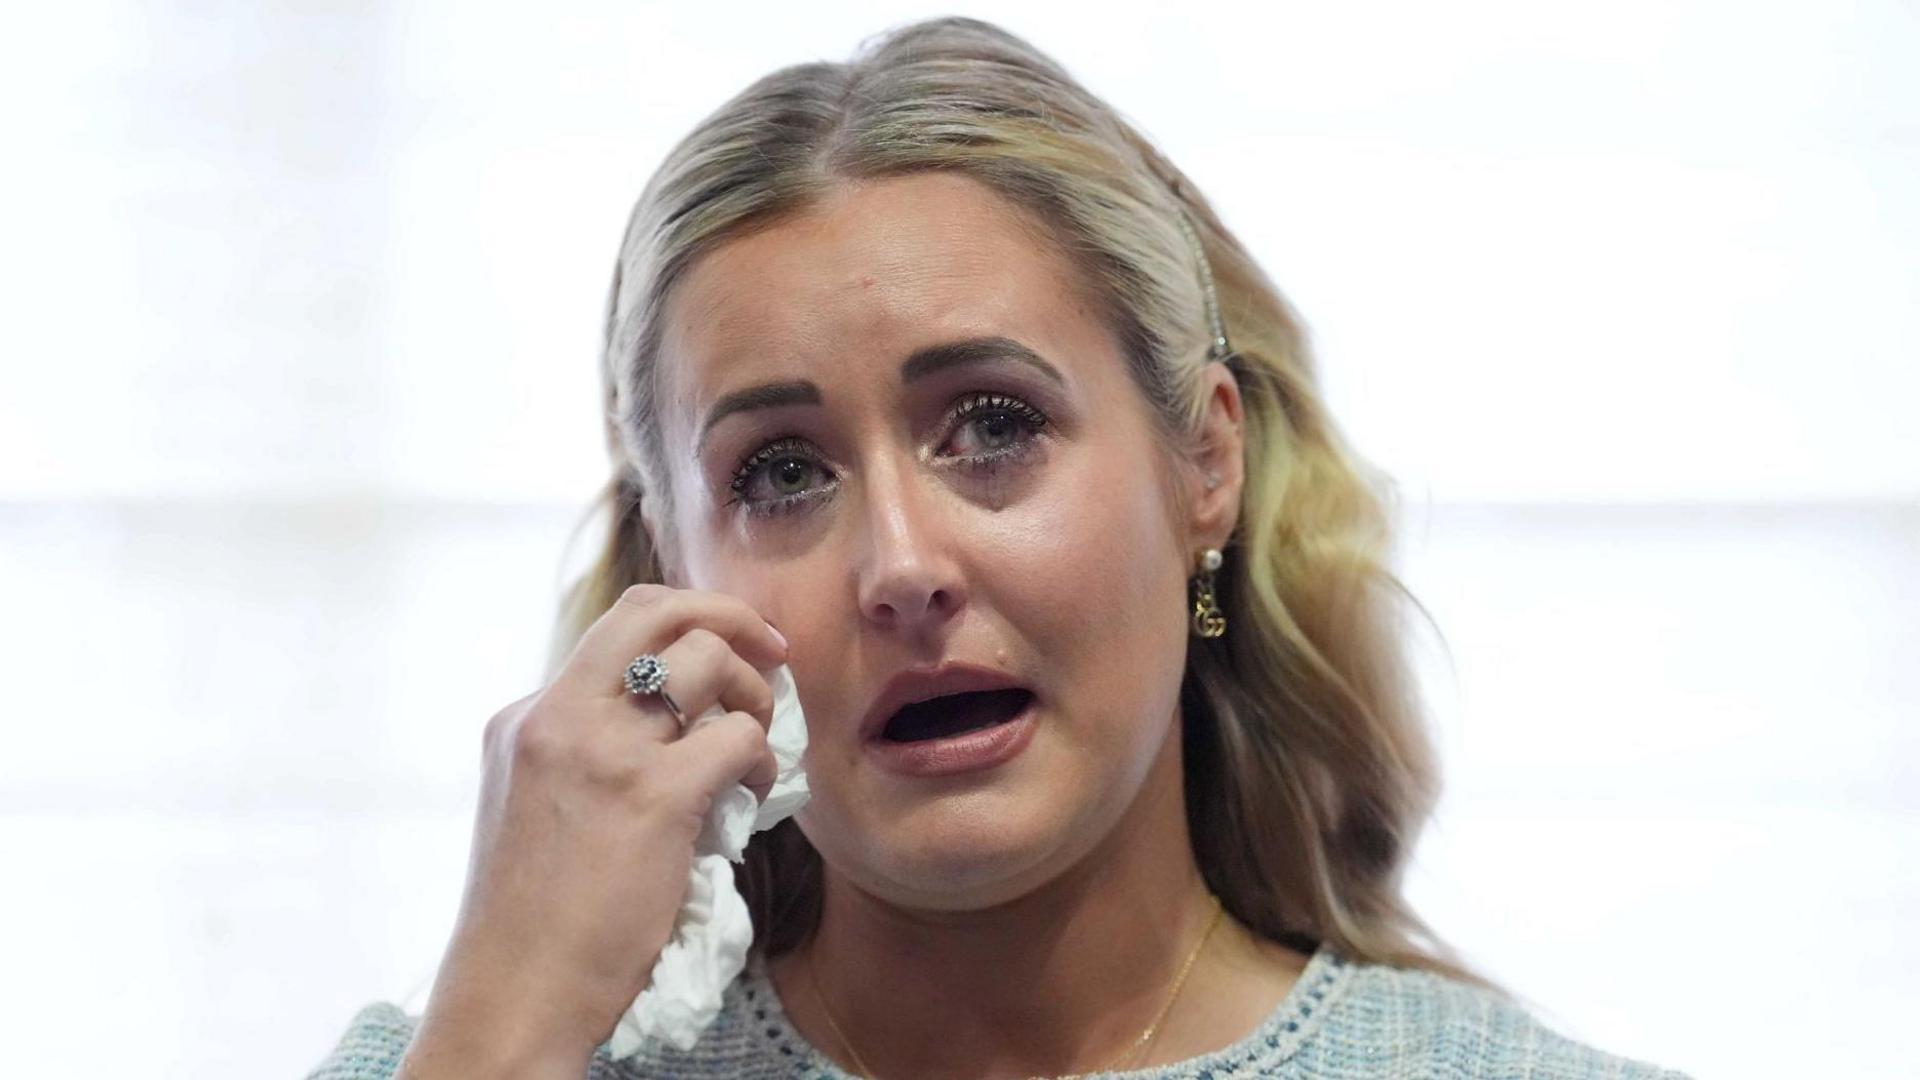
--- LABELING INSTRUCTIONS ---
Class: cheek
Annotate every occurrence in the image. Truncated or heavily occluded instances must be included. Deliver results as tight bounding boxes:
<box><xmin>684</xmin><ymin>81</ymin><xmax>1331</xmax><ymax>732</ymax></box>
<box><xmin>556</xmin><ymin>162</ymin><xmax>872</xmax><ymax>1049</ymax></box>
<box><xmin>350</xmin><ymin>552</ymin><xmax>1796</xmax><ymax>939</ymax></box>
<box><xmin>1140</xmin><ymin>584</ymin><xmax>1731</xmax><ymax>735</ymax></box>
<box><xmin>989</xmin><ymin>440</ymin><xmax>1188</xmax><ymax>682</ymax></box>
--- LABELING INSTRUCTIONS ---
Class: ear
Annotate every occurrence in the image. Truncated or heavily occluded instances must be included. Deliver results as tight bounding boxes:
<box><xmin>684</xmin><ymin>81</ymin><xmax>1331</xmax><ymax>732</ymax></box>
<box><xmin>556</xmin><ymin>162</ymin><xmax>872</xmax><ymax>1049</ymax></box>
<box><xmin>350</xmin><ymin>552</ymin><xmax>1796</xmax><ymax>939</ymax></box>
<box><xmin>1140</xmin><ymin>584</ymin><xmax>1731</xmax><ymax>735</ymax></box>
<box><xmin>1183</xmin><ymin>361</ymin><xmax>1245</xmax><ymax>555</ymax></box>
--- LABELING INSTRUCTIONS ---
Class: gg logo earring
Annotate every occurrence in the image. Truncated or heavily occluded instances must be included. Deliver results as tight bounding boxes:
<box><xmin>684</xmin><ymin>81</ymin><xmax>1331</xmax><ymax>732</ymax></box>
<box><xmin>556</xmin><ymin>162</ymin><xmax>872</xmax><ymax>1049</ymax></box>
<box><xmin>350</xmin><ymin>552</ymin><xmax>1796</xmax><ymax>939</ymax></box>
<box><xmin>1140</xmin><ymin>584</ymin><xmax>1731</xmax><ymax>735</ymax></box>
<box><xmin>1190</xmin><ymin>547</ymin><xmax>1226</xmax><ymax>639</ymax></box>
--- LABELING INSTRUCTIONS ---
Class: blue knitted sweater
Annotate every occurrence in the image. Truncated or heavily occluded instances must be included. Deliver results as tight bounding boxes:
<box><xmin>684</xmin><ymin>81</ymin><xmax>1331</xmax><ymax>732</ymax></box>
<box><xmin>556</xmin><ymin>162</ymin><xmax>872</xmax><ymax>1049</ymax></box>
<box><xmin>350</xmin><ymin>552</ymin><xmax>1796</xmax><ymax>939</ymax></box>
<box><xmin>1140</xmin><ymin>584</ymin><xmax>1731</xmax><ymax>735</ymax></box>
<box><xmin>307</xmin><ymin>943</ymin><xmax>1691</xmax><ymax>1078</ymax></box>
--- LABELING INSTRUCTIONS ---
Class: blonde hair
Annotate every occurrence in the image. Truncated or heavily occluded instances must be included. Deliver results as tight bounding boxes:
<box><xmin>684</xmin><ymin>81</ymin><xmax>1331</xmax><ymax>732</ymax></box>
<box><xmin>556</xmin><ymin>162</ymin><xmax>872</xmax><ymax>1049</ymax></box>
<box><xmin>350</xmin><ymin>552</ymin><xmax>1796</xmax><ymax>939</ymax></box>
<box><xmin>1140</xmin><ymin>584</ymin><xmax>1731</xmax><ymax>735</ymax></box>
<box><xmin>551</xmin><ymin>15</ymin><xmax>1501</xmax><ymax>994</ymax></box>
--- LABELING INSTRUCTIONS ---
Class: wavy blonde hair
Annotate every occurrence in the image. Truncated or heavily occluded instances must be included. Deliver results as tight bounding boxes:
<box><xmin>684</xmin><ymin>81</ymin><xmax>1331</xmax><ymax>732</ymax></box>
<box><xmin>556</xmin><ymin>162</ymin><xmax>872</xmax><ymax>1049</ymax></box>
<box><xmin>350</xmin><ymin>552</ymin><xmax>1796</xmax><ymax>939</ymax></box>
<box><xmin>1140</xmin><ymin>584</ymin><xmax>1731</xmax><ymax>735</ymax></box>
<box><xmin>549</xmin><ymin>15</ymin><xmax>1500</xmax><ymax>994</ymax></box>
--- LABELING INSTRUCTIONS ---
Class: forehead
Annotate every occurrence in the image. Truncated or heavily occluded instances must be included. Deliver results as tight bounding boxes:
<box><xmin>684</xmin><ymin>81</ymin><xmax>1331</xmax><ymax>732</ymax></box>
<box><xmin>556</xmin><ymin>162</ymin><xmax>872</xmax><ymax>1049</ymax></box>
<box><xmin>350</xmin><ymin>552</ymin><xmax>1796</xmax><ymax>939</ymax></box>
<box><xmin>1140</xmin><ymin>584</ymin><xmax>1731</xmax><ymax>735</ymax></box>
<box><xmin>656</xmin><ymin>171</ymin><xmax>1106</xmax><ymax>422</ymax></box>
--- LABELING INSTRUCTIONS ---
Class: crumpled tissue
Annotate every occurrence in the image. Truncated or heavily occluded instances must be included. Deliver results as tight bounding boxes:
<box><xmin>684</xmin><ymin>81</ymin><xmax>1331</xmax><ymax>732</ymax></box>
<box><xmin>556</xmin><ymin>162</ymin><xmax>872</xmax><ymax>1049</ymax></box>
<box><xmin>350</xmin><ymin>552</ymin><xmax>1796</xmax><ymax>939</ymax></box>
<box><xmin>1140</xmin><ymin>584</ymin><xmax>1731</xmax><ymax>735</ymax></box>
<box><xmin>603</xmin><ymin>662</ymin><xmax>810</xmax><ymax>1058</ymax></box>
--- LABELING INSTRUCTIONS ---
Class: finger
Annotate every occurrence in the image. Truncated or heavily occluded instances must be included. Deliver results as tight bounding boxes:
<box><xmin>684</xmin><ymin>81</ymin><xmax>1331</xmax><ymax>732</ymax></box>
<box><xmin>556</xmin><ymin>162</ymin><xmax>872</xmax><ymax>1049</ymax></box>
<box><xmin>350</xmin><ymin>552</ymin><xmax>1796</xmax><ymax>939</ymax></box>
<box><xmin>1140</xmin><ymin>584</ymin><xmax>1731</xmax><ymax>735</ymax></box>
<box><xmin>645</xmin><ymin>630</ymin><xmax>776</xmax><ymax>731</ymax></box>
<box><xmin>662</xmin><ymin>711</ymin><xmax>779</xmax><ymax>805</ymax></box>
<box><xmin>744</xmin><ymin>776</ymin><xmax>775</xmax><ymax>806</ymax></box>
<box><xmin>557</xmin><ymin>585</ymin><xmax>787</xmax><ymax>702</ymax></box>
<box><xmin>615</xmin><ymin>665</ymin><xmax>688</xmax><ymax>747</ymax></box>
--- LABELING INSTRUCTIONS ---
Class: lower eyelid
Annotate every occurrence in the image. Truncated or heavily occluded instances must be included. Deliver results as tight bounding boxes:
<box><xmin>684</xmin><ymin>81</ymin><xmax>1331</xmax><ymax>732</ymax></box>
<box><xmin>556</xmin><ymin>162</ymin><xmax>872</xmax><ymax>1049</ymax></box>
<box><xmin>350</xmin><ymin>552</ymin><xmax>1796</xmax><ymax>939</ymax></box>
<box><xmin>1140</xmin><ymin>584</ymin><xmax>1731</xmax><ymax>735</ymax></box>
<box><xmin>746</xmin><ymin>481</ymin><xmax>837</xmax><ymax>519</ymax></box>
<box><xmin>949</xmin><ymin>435</ymin><xmax>1046</xmax><ymax>476</ymax></box>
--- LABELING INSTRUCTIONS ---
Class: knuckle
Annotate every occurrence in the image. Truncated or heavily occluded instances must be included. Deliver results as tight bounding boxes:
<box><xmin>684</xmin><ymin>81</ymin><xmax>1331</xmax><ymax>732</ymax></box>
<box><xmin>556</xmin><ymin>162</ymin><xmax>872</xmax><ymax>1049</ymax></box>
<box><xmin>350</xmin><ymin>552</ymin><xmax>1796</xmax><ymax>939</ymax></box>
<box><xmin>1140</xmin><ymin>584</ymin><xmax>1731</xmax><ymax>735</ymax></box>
<box><xmin>715</xmin><ymin>593</ymin><xmax>761</xmax><ymax>626</ymax></box>
<box><xmin>482</xmin><ymin>706</ymin><xmax>510</xmax><ymax>749</ymax></box>
<box><xmin>520</xmin><ymin>710</ymin><xmax>655</xmax><ymax>791</ymax></box>
<box><xmin>681</xmin><ymin>626</ymin><xmax>729</xmax><ymax>663</ymax></box>
<box><xmin>726</xmin><ymin>711</ymin><xmax>770</xmax><ymax>758</ymax></box>
<box><xmin>490</xmin><ymin>699</ymin><xmax>684</xmax><ymax>804</ymax></box>
<box><xmin>583</xmin><ymin>741</ymin><xmax>651</xmax><ymax>791</ymax></box>
<box><xmin>508</xmin><ymin>706</ymin><xmax>573</xmax><ymax>767</ymax></box>
<box><xmin>740</xmin><ymin>674</ymin><xmax>774</xmax><ymax>719</ymax></box>
<box><xmin>481</xmin><ymin>691</ymin><xmax>538</xmax><ymax>751</ymax></box>
<box><xmin>617</xmin><ymin>583</ymin><xmax>671</xmax><ymax>609</ymax></box>
<box><xmin>660</xmin><ymin>711</ymin><xmax>763</xmax><ymax>772</ymax></box>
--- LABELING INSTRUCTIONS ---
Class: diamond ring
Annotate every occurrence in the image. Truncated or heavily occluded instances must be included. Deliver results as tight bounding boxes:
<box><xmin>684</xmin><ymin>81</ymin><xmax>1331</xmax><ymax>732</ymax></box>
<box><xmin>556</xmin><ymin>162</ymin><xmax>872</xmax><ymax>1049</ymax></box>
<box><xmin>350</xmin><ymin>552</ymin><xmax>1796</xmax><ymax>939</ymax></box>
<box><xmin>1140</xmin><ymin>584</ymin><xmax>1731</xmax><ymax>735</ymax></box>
<box><xmin>622</xmin><ymin>653</ymin><xmax>687</xmax><ymax>732</ymax></box>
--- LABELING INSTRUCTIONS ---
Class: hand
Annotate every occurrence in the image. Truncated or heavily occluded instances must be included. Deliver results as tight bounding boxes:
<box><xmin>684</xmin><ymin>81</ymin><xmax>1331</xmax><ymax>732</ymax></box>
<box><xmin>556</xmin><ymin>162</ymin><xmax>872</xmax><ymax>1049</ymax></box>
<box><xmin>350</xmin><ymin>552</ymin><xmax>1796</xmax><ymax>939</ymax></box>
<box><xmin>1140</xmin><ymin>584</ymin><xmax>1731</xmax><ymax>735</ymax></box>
<box><xmin>401</xmin><ymin>584</ymin><xmax>789</xmax><ymax>1074</ymax></box>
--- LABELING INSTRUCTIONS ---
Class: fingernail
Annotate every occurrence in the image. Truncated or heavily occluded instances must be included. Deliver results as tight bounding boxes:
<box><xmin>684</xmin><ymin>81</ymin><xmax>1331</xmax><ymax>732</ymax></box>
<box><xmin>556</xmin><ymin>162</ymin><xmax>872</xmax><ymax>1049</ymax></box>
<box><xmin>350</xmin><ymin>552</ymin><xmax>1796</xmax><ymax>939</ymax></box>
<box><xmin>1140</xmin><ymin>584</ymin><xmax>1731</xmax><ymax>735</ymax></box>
<box><xmin>766</xmin><ymin>621</ymin><xmax>788</xmax><ymax>650</ymax></box>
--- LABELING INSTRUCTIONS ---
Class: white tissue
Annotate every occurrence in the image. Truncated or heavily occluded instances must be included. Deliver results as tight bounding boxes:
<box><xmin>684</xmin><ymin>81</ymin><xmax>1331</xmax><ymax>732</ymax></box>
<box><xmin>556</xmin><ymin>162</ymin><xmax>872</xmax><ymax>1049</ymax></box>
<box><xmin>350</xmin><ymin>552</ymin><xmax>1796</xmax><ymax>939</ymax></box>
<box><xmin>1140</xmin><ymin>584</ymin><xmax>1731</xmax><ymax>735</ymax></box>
<box><xmin>603</xmin><ymin>662</ymin><xmax>810</xmax><ymax>1057</ymax></box>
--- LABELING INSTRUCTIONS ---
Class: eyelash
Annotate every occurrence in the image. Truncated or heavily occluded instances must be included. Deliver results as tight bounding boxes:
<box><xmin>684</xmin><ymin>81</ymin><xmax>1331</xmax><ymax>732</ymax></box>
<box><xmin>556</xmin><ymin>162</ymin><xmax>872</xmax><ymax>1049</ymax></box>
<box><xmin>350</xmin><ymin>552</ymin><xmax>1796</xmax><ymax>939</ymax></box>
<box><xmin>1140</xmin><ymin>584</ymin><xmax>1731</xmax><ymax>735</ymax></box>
<box><xmin>723</xmin><ymin>392</ymin><xmax>1052</xmax><ymax>518</ymax></box>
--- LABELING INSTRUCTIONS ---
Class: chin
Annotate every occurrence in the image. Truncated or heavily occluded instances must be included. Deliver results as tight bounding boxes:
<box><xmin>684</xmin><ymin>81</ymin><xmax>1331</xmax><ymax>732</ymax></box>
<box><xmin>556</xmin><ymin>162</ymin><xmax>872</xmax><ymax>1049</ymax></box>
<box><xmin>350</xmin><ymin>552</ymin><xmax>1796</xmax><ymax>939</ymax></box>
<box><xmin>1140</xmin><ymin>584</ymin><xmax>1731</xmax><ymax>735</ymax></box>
<box><xmin>825</xmin><ymin>790</ymin><xmax>1091</xmax><ymax>908</ymax></box>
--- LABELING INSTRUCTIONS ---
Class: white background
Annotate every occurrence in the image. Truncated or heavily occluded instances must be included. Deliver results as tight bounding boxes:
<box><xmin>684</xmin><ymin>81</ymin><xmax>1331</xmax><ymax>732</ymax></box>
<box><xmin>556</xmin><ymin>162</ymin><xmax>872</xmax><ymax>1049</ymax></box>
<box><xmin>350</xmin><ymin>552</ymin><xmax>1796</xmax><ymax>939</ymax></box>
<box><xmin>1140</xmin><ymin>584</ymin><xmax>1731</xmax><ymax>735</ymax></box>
<box><xmin>1</xmin><ymin>2</ymin><xmax>1914</xmax><ymax>1077</ymax></box>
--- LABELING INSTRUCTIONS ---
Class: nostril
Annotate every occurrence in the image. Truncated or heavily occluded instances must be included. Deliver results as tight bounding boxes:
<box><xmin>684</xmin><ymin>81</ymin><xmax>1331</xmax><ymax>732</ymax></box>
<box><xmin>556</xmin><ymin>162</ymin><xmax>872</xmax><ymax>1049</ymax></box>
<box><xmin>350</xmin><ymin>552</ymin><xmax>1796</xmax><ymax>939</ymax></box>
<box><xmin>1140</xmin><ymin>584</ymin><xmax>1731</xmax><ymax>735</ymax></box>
<box><xmin>858</xmin><ymin>553</ymin><xmax>966</xmax><ymax>627</ymax></box>
<box><xmin>871</xmin><ymin>588</ymin><xmax>954</xmax><ymax>623</ymax></box>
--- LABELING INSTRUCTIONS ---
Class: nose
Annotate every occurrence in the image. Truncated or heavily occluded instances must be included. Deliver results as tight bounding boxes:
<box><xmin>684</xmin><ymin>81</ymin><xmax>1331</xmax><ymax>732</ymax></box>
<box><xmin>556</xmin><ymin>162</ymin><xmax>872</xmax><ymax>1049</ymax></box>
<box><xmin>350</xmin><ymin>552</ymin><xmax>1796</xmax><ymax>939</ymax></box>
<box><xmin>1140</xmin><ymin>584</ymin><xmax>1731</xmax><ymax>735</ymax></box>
<box><xmin>854</xmin><ymin>453</ymin><xmax>967</xmax><ymax>635</ymax></box>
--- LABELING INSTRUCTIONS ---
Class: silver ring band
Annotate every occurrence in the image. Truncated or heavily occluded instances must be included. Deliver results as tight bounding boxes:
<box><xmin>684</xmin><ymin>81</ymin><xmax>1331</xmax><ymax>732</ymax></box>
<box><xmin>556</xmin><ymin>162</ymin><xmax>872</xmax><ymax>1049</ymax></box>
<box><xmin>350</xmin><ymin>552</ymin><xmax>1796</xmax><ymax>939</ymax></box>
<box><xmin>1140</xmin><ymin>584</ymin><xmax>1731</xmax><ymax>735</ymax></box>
<box><xmin>656</xmin><ymin>689</ymin><xmax>687</xmax><ymax>731</ymax></box>
<box><xmin>622</xmin><ymin>653</ymin><xmax>688</xmax><ymax>733</ymax></box>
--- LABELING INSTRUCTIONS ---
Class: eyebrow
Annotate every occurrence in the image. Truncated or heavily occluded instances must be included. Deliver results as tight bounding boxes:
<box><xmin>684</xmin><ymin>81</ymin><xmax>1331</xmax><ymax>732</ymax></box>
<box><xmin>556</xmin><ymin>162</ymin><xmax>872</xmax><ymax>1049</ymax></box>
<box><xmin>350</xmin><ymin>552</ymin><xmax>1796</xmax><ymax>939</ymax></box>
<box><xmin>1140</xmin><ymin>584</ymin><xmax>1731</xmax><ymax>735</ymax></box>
<box><xmin>695</xmin><ymin>335</ymin><xmax>1066</xmax><ymax>454</ymax></box>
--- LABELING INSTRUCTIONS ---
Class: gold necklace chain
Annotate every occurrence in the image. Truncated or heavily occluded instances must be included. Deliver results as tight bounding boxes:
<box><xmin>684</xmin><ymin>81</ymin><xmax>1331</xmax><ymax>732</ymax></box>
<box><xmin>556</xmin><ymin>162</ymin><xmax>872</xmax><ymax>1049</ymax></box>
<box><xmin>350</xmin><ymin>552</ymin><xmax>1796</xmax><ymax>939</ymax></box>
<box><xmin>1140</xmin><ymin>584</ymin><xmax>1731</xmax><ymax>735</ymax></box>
<box><xmin>805</xmin><ymin>893</ymin><xmax>1225</xmax><ymax>1080</ymax></box>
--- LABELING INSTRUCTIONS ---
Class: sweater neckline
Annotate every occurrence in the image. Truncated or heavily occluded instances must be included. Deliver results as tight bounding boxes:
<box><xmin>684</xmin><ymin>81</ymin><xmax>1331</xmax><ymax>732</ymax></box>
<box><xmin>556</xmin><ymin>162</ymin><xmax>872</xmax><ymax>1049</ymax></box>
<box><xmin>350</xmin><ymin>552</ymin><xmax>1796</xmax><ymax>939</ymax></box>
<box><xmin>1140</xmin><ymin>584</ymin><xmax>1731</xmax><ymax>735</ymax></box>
<box><xmin>735</xmin><ymin>939</ymin><xmax>1352</xmax><ymax>1078</ymax></box>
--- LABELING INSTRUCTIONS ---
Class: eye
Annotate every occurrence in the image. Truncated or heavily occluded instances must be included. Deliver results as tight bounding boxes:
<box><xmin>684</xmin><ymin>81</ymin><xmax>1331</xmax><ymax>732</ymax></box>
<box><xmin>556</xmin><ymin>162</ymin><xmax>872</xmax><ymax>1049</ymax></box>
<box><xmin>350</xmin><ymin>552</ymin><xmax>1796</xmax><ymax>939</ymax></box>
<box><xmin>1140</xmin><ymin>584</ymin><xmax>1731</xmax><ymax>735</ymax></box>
<box><xmin>722</xmin><ymin>393</ymin><xmax>1052</xmax><ymax>520</ymax></box>
<box><xmin>941</xmin><ymin>392</ymin><xmax>1050</xmax><ymax>466</ymax></box>
<box><xmin>725</xmin><ymin>437</ymin><xmax>836</xmax><ymax>517</ymax></box>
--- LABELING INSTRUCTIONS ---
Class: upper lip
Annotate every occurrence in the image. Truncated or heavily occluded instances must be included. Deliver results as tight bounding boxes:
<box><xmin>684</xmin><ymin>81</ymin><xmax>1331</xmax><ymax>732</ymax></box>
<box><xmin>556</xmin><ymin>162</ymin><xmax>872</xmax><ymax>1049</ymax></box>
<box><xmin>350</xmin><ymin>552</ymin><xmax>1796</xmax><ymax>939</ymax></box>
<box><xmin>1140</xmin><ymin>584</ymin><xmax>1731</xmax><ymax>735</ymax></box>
<box><xmin>858</xmin><ymin>662</ymin><xmax>1033</xmax><ymax>742</ymax></box>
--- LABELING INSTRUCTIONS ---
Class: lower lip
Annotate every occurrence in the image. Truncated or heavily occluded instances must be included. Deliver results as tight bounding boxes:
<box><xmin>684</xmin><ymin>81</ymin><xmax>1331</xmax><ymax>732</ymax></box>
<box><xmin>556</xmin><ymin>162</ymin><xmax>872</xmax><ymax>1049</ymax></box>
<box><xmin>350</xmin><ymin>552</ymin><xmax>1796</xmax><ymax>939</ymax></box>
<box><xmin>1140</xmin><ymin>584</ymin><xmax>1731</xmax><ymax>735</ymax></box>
<box><xmin>864</xmin><ymin>700</ymin><xmax>1038</xmax><ymax>778</ymax></box>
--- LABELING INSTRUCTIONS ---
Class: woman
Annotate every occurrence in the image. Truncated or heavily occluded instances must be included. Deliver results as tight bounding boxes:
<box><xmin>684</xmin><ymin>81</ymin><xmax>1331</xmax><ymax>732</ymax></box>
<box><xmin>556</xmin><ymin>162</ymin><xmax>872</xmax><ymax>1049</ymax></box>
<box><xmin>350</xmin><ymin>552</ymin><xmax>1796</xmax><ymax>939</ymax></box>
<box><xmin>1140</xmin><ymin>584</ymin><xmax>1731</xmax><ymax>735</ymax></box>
<box><xmin>312</xmin><ymin>16</ymin><xmax>1688</xmax><ymax>1080</ymax></box>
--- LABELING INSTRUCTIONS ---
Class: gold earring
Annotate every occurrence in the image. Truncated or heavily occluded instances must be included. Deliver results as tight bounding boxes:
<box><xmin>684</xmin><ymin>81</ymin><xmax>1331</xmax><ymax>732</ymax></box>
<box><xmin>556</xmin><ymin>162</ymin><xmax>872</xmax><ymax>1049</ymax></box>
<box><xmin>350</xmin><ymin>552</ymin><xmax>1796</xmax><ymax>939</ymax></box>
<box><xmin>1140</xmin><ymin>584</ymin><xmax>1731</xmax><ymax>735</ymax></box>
<box><xmin>1190</xmin><ymin>548</ymin><xmax>1226</xmax><ymax>638</ymax></box>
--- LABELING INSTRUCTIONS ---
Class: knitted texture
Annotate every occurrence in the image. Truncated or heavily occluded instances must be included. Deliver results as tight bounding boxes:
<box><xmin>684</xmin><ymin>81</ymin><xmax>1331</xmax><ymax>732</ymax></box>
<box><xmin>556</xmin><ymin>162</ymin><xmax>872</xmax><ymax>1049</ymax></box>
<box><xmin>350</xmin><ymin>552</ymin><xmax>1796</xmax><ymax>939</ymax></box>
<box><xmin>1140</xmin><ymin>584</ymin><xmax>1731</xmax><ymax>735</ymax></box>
<box><xmin>306</xmin><ymin>944</ymin><xmax>1692</xmax><ymax>1079</ymax></box>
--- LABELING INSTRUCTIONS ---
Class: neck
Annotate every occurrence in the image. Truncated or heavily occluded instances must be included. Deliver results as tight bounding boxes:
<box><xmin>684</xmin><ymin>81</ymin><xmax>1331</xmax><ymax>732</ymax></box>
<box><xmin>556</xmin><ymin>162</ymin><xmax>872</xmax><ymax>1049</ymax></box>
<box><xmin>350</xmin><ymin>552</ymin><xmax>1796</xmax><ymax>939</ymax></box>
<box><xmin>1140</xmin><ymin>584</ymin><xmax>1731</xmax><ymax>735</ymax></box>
<box><xmin>775</xmin><ymin>719</ymin><xmax>1221</xmax><ymax>1080</ymax></box>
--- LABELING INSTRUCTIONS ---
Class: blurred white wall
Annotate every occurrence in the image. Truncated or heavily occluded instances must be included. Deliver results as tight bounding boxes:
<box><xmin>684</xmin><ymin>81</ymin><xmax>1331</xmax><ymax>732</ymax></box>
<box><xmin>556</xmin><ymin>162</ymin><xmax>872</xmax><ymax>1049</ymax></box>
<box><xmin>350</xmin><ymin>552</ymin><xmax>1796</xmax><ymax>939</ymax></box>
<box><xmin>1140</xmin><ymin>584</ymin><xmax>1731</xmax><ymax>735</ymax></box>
<box><xmin>1</xmin><ymin>2</ymin><xmax>1913</xmax><ymax>1077</ymax></box>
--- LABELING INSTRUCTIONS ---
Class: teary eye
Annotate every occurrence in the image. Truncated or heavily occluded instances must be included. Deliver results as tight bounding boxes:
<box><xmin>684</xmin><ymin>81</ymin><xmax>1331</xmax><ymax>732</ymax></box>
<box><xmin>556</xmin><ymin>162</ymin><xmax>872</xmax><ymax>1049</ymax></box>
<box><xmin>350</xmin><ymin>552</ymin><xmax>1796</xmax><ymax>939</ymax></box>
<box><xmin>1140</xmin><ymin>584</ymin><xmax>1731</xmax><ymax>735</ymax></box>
<box><xmin>943</xmin><ymin>392</ymin><xmax>1049</xmax><ymax>462</ymax></box>
<box><xmin>726</xmin><ymin>436</ymin><xmax>837</xmax><ymax>518</ymax></box>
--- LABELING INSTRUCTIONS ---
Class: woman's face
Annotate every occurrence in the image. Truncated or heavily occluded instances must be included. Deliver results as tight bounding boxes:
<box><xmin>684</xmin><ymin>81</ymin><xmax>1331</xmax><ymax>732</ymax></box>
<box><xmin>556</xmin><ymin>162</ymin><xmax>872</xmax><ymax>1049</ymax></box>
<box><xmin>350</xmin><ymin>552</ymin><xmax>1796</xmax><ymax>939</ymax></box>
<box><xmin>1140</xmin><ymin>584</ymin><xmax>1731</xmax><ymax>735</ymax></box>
<box><xmin>650</xmin><ymin>171</ymin><xmax>1232</xmax><ymax>910</ymax></box>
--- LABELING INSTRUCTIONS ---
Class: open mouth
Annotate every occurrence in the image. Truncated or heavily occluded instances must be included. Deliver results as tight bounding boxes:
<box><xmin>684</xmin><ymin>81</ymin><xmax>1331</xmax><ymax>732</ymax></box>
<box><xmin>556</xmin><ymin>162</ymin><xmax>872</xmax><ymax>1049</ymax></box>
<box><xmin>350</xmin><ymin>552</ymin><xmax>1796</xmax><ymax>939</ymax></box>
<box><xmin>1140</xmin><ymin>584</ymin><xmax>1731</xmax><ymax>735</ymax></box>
<box><xmin>879</xmin><ymin>688</ymin><xmax>1035</xmax><ymax>743</ymax></box>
